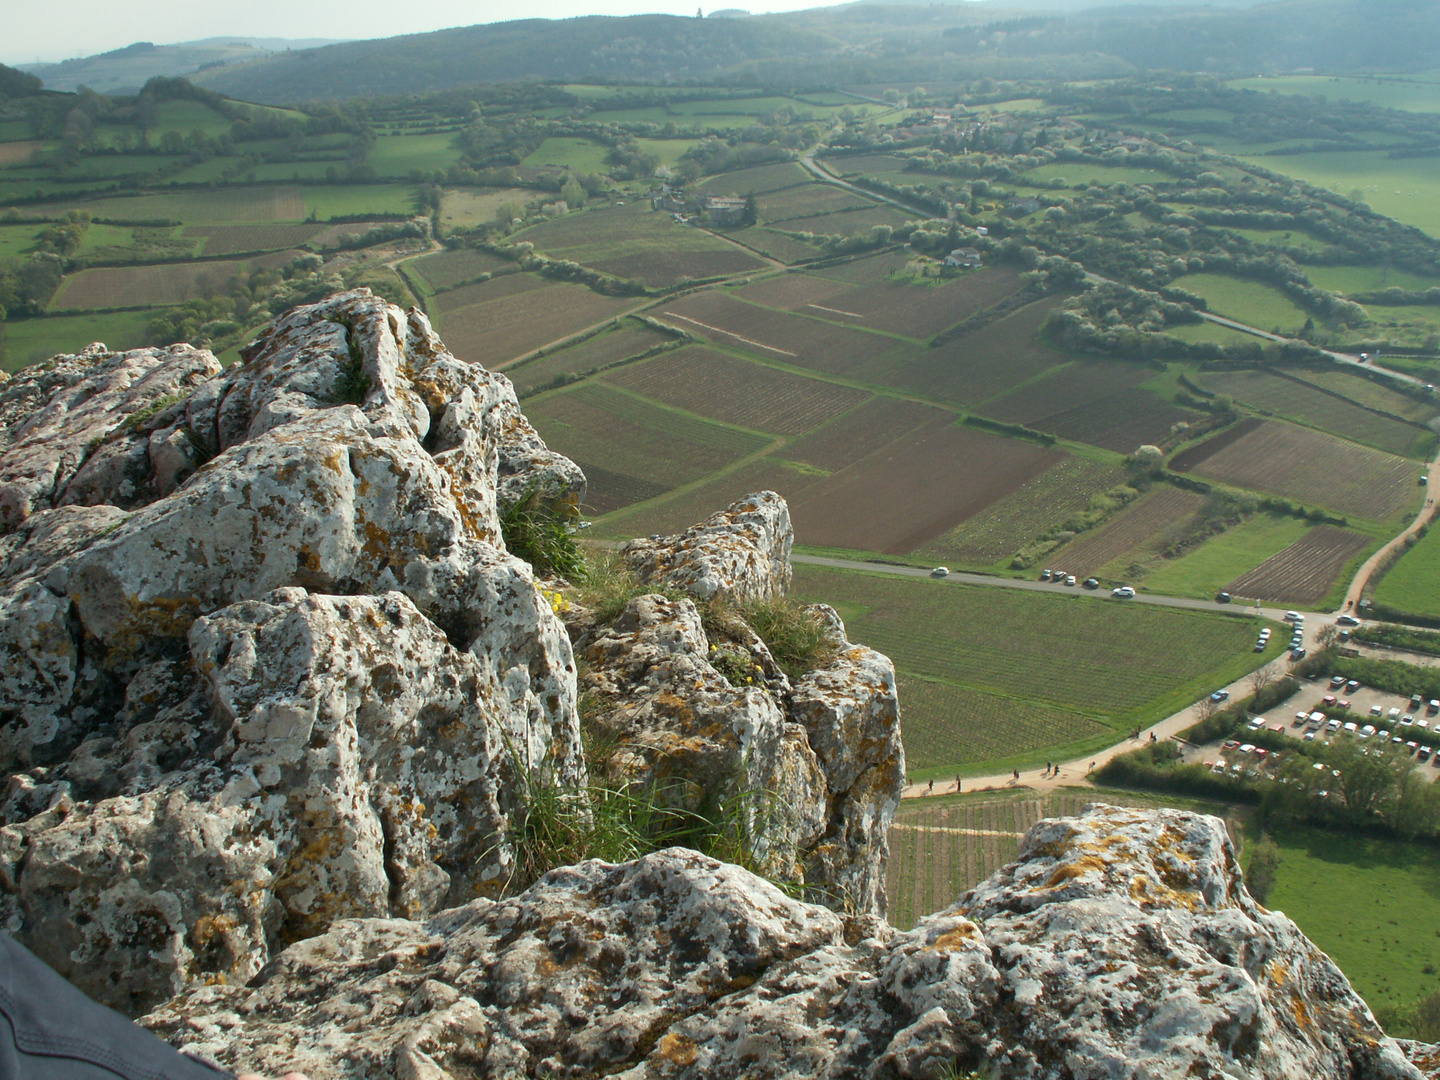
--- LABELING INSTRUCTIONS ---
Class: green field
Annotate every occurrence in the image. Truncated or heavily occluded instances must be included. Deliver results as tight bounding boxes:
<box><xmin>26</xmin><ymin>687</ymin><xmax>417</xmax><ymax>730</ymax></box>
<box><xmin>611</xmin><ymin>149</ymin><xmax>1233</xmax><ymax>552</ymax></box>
<box><xmin>1374</xmin><ymin>525</ymin><xmax>1440</xmax><ymax>621</ymax></box>
<box><xmin>1256</xmin><ymin>823</ymin><xmax>1440</xmax><ymax>1018</ymax></box>
<box><xmin>1181</xmin><ymin>273</ymin><xmax>1314</xmax><ymax>332</ymax></box>
<box><xmin>1140</xmin><ymin>514</ymin><xmax>1314</xmax><ymax>600</ymax></box>
<box><xmin>520</xmin><ymin>137</ymin><xmax>612</xmax><ymax>173</ymax></box>
<box><xmin>1165</xmin><ymin>319</ymin><xmax>1263</xmax><ymax>346</ymax></box>
<box><xmin>635</xmin><ymin>138</ymin><xmax>701</xmax><ymax>167</ymax></box>
<box><xmin>1230</xmin><ymin>74</ymin><xmax>1440</xmax><ymax>115</ymax></box>
<box><xmin>791</xmin><ymin>564</ymin><xmax>1282</xmax><ymax>777</ymax></box>
<box><xmin>436</xmin><ymin>187</ymin><xmax>533</xmax><ymax>230</ymax></box>
<box><xmin>0</xmin><ymin>223</ymin><xmax>40</xmax><ymax>258</ymax></box>
<box><xmin>1305</xmin><ymin>264</ymin><xmax>1440</xmax><ymax>295</ymax></box>
<box><xmin>1230</xmin><ymin>226</ymin><xmax>1333</xmax><ymax>253</ymax></box>
<box><xmin>302</xmin><ymin>184</ymin><xmax>417</xmax><ymax>219</ymax></box>
<box><xmin>367</xmin><ymin>133</ymin><xmax>465</xmax><ymax>175</ymax></box>
<box><xmin>1241</xmin><ymin>150</ymin><xmax>1440</xmax><ymax>239</ymax></box>
<box><xmin>0</xmin><ymin>310</ymin><xmax>156</xmax><ymax>372</ymax></box>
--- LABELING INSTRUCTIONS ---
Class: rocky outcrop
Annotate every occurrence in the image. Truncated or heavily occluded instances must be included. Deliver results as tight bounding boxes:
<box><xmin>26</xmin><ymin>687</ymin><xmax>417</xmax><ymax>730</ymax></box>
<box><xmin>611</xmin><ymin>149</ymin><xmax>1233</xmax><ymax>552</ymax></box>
<box><xmin>575</xmin><ymin>494</ymin><xmax>902</xmax><ymax>916</ymax></box>
<box><xmin>0</xmin><ymin>291</ymin><xmax>584</xmax><ymax>1014</ymax></box>
<box><xmin>621</xmin><ymin>490</ymin><xmax>792</xmax><ymax>602</ymax></box>
<box><xmin>0</xmin><ymin>291</ymin><xmax>902</xmax><ymax>1022</ymax></box>
<box><xmin>144</xmin><ymin>805</ymin><xmax>1424</xmax><ymax>1080</ymax></box>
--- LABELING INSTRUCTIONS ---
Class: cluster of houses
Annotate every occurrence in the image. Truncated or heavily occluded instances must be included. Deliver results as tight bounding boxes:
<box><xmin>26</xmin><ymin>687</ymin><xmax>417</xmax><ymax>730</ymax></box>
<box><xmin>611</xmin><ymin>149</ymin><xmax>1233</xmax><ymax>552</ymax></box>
<box><xmin>648</xmin><ymin>185</ymin><xmax>750</xmax><ymax>225</ymax></box>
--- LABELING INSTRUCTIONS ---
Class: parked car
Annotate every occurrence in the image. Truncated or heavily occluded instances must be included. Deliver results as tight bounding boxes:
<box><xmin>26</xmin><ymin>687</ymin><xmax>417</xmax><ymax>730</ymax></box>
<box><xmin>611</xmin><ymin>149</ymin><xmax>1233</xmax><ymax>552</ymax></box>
<box><xmin>1285</xmin><ymin>611</ymin><xmax>1301</xmax><ymax>621</ymax></box>
<box><xmin>1337</xmin><ymin>615</ymin><xmax>1360</xmax><ymax>627</ymax></box>
<box><xmin>1411</xmin><ymin>694</ymin><xmax>1424</xmax><ymax>709</ymax></box>
<box><xmin>1322</xmin><ymin>695</ymin><xmax>1337</xmax><ymax>706</ymax></box>
<box><xmin>1346</xmin><ymin>680</ymin><xmax>1361</xmax><ymax>693</ymax></box>
<box><xmin>1215</xmin><ymin>591</ymin><xmax>1231</xmax><ymax>604</ymax></box>
<box><xmin>1040</xmin><ymin>569</ymin><xmax>1052</xmax><ymax>581</ymax></box>
<box><xmin>1430</xmin><ymin>699</ymin><xmax>1440</xmax><ymax>715</ymax></box>
<box><xmin>1210</xmin><ymin>689</ymin><xmax>1230</xmax><ymax>703</ymax></box>
<box><xmin>1330</xmin><ymin>676</ymin><xmax>1347</xmax><ymax>689</ymax></box>
<box><xmin>1290</xmin><ymin>648</ymin><xmax>1307</xmax><ymax>660</ymax></box>
<box><xmin>1064</xmin><ymin>575</ymin><xmax>1077</xmax><ymax>586</ymax></box>
<box><xmin>1083</xmin><ymin>577</ymin><xmax>1099</xmax><ymax>589</ymax></box>
<box><xmin>1370</xmin><ymin>704</ymin><xmax>1385</xmax><ymax>717</ymax></box>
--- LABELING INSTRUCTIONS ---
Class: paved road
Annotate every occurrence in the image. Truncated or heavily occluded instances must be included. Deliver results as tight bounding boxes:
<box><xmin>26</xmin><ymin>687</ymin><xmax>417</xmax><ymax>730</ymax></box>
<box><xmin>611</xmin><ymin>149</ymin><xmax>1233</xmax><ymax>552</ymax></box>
<box><xmin>1196</xmin><ymin>310</ymin><xmax>1428</xmax><ymax>386</ymax></box>
<box><xmin>800</xmin><ymin>152</ymin><xmax>941</xmax><ymax>220</ymax></box>
<box><xmin>793</xmin><ymin>553</ymin><xmax>1318</xmax><ymax>621</ymax></box>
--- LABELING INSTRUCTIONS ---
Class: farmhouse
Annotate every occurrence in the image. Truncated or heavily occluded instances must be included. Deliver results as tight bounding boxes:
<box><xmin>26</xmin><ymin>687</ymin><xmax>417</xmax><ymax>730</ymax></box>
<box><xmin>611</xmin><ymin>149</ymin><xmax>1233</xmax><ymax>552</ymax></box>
<box><xmin>704</xmin><ymin>195</ymin><xmax>748</xmax><ymax>225</ymax></box>
<box><xmin>650</xmin><ymin>185</ymin><xmax>687</xmax><ymax>213</ymax></box>
<box><xmin>945</xmin><ymin>247</ymin><xmax>983</xmax><ymax>269</ymax></box>
<box><xmin>1005</xmin><ymin>197</ymin><xmax>1041</xmax><ymax>218</ymax></box>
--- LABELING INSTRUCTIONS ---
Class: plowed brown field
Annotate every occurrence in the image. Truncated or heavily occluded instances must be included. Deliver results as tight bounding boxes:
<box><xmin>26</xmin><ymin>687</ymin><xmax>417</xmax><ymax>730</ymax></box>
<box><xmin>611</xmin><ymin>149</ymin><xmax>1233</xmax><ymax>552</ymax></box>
<box><xmin>604</xmin><ymin>346</ymin><xmax>869</xmax><ymax>436</ymax></box>
<box><xmin>1178</xmin><ymin>420</ymin><xmax>1419</xmax><ymax>521</ymax></box>
<box><xmin>1226</xmin><ymin>525</ymin><xmax>1371</xmax><ymax>605</ymax></box>
<box><xmin>1048</xmin><ymin>487</ymin><xmax>1207</xmax><ymax>577</ymax></box>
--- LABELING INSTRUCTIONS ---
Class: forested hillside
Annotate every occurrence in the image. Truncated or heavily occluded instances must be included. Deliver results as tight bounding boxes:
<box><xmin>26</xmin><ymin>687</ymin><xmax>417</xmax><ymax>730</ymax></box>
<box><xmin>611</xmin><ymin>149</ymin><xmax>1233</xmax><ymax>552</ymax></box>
<box><xmin>190</xmin><ymin>0</ymin><xmax>1440</xmax><ymax>104</ymax></box>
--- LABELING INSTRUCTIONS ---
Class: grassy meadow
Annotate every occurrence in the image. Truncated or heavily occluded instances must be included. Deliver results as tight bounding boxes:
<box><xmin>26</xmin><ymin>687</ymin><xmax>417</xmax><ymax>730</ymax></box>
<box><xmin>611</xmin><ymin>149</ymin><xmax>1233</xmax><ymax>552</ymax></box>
<box><xmin>791</xmin><ymin>563</ymin><xmax>1285</xmax><ymax>778</ymax></box>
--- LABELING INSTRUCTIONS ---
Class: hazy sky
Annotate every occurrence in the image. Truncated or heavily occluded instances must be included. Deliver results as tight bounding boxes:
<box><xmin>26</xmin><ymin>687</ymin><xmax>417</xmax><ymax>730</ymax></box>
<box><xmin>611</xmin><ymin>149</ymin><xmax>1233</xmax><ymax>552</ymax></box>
<box><xmin>3</xmin><ymin>0</ymin><xmax>840</xmax><ymax>65</ymax></box>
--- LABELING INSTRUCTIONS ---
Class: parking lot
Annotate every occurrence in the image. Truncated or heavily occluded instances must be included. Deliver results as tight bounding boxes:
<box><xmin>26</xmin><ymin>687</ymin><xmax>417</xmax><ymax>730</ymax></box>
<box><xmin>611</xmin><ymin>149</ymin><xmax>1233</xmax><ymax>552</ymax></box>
<box><xmin>1186</xmin><ymin>672</ymin><xmax>1440</xmax><ymax>782</ymax></box>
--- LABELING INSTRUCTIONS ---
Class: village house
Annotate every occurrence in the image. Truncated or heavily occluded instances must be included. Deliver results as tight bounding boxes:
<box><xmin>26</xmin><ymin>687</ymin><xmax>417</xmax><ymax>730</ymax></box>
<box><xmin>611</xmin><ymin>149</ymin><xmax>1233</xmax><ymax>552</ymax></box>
<box><xmin>703</xmin><ymin>195</ymin><xmax>748</xmax><ymax>226</ymax></box>
<box><xmin>650</xmin><ymin>185</ymin><xmax>687</xmax><ymax>213</ymax></box>
<box><xmin>945</xmin><ymin>247</ymin><xmax>983</xmax><ymax>269</ymax></box>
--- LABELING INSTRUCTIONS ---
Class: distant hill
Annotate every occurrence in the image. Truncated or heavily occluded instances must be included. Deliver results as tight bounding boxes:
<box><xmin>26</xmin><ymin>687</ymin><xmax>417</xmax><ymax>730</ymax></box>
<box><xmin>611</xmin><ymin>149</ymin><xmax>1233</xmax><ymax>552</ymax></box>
<box><xmin>189</xmin><ymin>0</ymin><xmax>1440</xmax><ymax>105</ymax></box>
<box><xmin>193</xmin><ymin>16</ymin><xmax>839</xmax><ymax>102</ymax></box>
<box><xmin>0</xmin><ymin>62</ymin><xmax>44</xmax><ymax>100</ymax></box>
<box><xmin>22</xmin><ymin>37</ymin><xmax>346</xmax><ymax>95</ymax></box>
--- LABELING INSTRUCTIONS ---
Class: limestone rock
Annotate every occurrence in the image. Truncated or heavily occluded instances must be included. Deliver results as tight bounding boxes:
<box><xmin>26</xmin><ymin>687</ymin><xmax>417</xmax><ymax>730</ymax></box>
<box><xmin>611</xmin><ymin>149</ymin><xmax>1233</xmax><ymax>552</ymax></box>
<box><xmin>144</xmin><ymin>807</ymin><xmax>1421</xmax><ymax>1080</ymax></box>
<box><xmin>576</xmin><ymin>514</ymin><xmax>900</xmax><ymax>915</ymax></box>
<box><xmin>0</xmin><ymin>341</ymin><xmax>222</xmax><ymax>530</ymax></box>
<box><xmin>790</xmin><ymin>607</ymin><xmax>903</xmax><ymax>918</ymax></box>
<box><xmin>0</xmin><ymin>290</ymin><xmax>583</xmax><ymax>1013</ymax></box>
<box><xmin>622</xmin><ymin>490</ymin><xmax>792</xmax><ymax>602</ymax></box>
<box><xmin>578</xmin><ymin>593</ymin><xmax>829</xmax><ymax>888</ymax></box>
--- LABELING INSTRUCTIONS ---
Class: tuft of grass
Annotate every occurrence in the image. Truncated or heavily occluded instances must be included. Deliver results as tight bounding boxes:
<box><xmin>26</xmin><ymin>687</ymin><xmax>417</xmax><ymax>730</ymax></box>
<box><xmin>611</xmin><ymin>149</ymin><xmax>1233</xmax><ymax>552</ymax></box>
<box><xmin>502</xmin><ymin>760</ymin><xmax>778</xmax><ymax>895</ymax></box>
<box><xmin>571</xmin><ymin>550</ymin><xmax>838</xmax><ymax>677</ymax></box>
<box><xmin>569</xmin><ymin>547</ymin><xmax>683</xmax><ymax>622</ymax></box>
<box><xmin>122</xmin><ymin>391</ymin><xmax>190</xmax><ymax>431</ymax></box>
<box><xmin>730</xmin><ymin>593</ymin><xmax>839</xmax><ymax>680</ymax></box>
<box><xmin>500</xmin><ymin>482</ymin><xmax>585</xmax><ymax>579</ymax></box>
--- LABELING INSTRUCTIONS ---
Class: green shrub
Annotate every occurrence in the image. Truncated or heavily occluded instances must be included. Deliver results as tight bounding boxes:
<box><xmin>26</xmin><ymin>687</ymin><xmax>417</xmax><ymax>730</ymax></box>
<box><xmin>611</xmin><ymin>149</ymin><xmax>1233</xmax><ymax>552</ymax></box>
<box><xmin>727</xmin><ymin>594</ymin><xmax>839</xmax><ymax>680</ymax></box>
<box><xmin>500</xmin><ymin>483</ymin><xmax>585</xmax><ymax>579</ymax></box>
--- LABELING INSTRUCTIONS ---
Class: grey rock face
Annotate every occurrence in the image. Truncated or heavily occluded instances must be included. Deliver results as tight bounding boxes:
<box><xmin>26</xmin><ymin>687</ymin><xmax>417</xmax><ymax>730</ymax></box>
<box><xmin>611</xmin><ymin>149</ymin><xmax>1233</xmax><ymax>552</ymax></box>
<box><xmin>0</xmin><ymin>341</ymin><xmax>223</xmax><ymax>531</ymax></box>
<box><xmin>0</xmin><ymin>291</ymin><xmax>583</xmax><ymax>1013</ymax></box>
<box><xmin>144</xmin><ymin>806</ymin><xmax>1424</xmax><ymax>1080</ymax></box>
<box><xmin>622</xmin><ymin>489</ymin><xmax>792</xmax><ymax>602</ymax></box>
<box><xmin>576</xmin><ymin>492</ymin><xmax>902</xmax><ymax>917</ymax></box>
